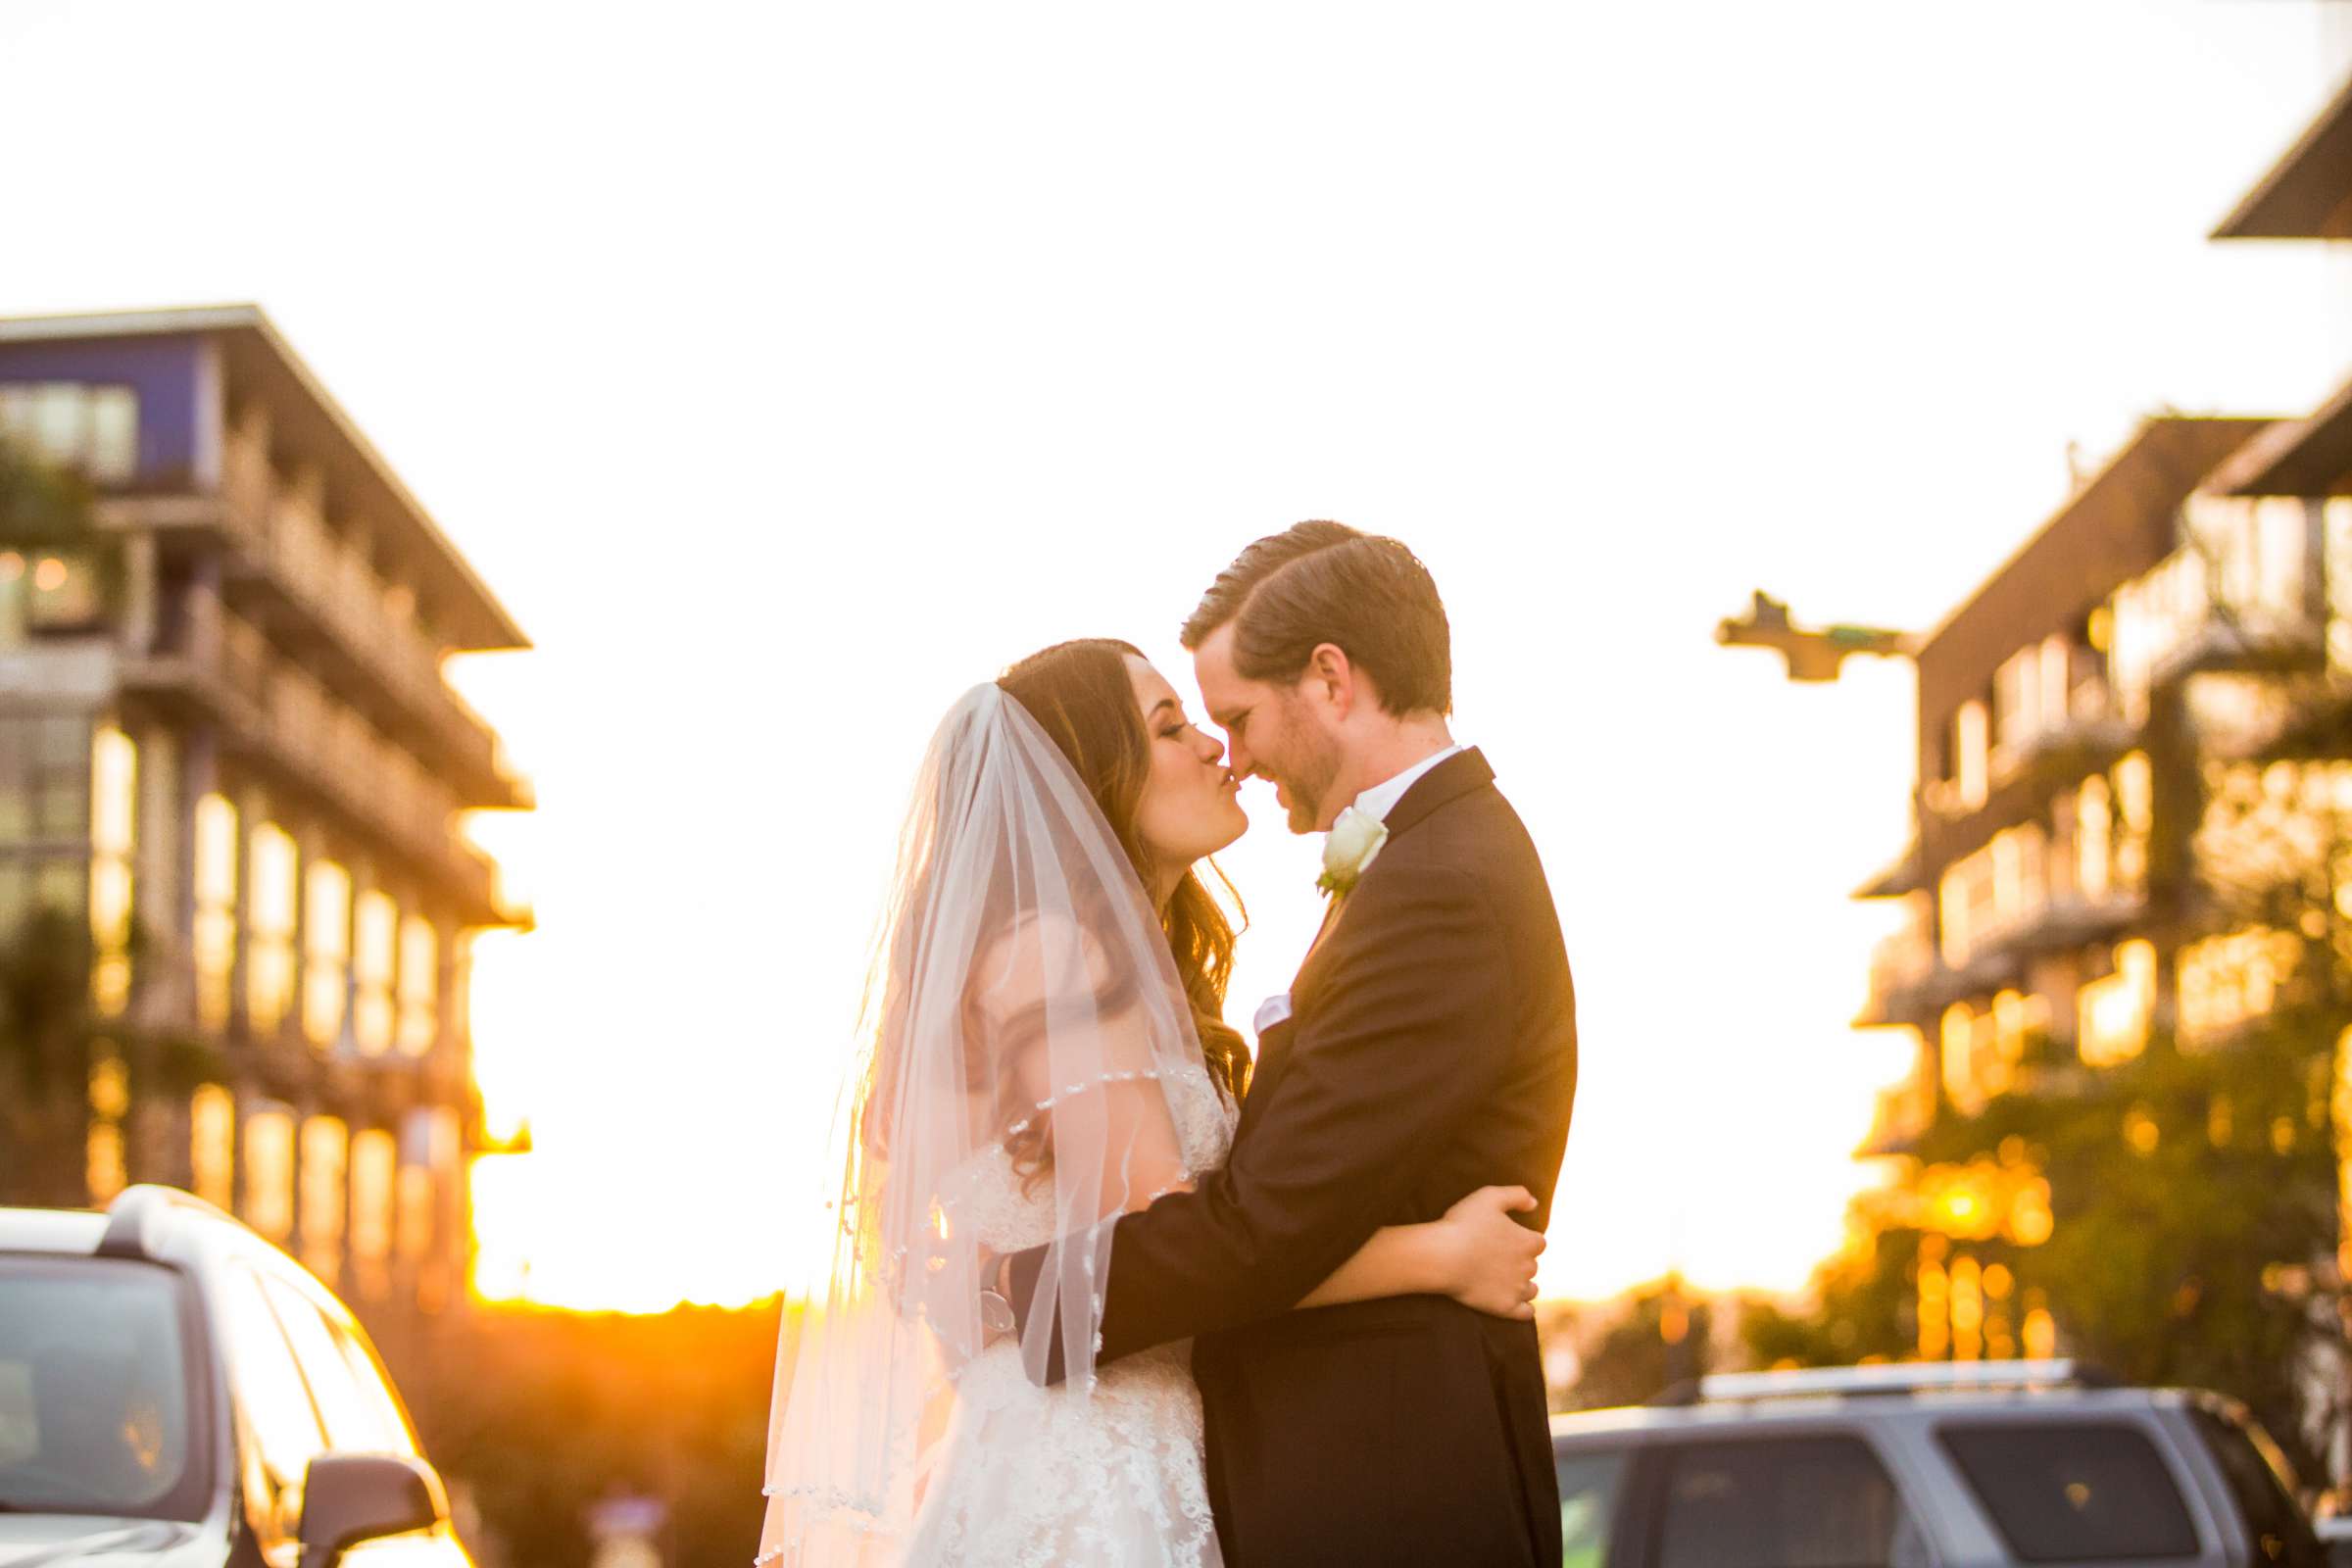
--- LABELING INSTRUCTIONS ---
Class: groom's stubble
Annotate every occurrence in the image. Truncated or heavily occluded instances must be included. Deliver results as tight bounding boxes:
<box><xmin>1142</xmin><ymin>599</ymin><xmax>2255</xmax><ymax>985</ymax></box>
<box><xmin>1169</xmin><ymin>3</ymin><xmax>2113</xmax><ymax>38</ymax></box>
<box><xmin>1265</xmin><ymin>689</ymin><xmax>1344</xmax><ymax>834</ymax></box>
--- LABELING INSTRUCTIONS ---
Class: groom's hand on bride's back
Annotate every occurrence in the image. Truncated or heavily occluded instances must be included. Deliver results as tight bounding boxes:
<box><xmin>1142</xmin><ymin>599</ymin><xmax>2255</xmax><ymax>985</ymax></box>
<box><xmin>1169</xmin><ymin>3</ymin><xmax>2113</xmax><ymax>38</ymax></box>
<box><xmin>1435</xmin><ymin>1185</ymin><xmax>1545</xmax><ymax>1321</ymax></box>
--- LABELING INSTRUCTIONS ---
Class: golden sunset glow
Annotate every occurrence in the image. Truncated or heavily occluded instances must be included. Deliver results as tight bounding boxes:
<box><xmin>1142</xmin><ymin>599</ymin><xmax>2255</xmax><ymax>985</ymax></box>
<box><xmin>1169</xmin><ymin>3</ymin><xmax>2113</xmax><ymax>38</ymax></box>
<box><xmin>8</xmin><ymin>1</ymin><xmax>2345</xmax><ymax>1316</ymax></box>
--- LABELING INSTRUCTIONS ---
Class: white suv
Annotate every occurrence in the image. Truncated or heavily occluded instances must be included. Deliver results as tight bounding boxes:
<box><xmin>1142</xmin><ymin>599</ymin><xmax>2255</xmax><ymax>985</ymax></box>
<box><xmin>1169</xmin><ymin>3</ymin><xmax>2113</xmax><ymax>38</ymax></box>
<box><xmin>1553</xmin><ymin>1361</ymin><xmax>2324</xmax><ymax>1568</ymax></box>
<box><xmin>0</xmin><ymin>1184</ymin><xmax>471</xmax><ymax>1568</ymax></box>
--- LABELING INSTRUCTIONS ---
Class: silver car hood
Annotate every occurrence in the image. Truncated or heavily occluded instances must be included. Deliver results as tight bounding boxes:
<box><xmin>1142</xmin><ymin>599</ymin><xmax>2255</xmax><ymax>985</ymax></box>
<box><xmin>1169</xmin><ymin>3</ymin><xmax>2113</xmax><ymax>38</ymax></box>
<box><xmin>0</xmin><ymin>1515</ymin><xmax>209</xmax><ymax>1567</ymax></box>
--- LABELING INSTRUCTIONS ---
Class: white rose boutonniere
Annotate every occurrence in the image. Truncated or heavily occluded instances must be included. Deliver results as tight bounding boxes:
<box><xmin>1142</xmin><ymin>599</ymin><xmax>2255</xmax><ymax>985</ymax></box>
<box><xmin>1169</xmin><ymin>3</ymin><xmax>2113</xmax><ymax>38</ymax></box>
<box><xmin>1318</xmin><ymin>806</ymin><xmax>1391</xmax><ymax>898</ymax></box>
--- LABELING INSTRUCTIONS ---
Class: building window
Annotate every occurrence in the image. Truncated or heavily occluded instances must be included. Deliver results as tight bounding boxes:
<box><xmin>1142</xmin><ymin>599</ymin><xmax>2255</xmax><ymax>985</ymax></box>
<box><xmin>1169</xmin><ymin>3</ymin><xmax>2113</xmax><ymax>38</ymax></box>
<box><xmin>2079</xmin><ymin>940</ymin><xmax>2157</xmax><ymax>1067</ymax></box>
<box><xmin>191</xmin><ymin>1084</ymin><xmax>235</xmax><ymax>1210</ymax></box>
<box><xmin>1938</xmin><ymin>828</ymin><xmax>2050</xmax><ymax>969</ymax></box>
<box><xmin>0</xmin><ymin>713</ymin><xmax>91</xmax><ymax>846</ymax></box>
<box><xmin>1995</xmin><ymin>647</ymin><xmax>2035</xmax><ymax>758</ymax></box>
<box><xmin>397</xmin><ymin>915</ymin><xmax>438</xmax><ymax>1055</ymax></box>
<box><xmin>2178</xmin><ymin>928</ymin><xmax>2300</xmax><ymax>1051</ymax></box>
<box><xmin>85</xmin><ymin>1119</ymin><xmax>126</xmax><ymax>1204</ymax></box>
<box><xmin>193</xmin><ymin>794</ymin><xmax>239</xmax><ymax>1033</ymax></box>
<box><xmin>242</xmin><ymin>1106</ymin><xmax>295</xmax><ymax>1242</ymax></box>
<box><xmin>2043</xmin><ymin>633</ymin><xmax>2076</xmax><ymax>726</ymax></box>
<box><xmin>302</xmin><ymin>860</ymin><xmax>351</xmax><ymax>1050</ymax></box>
<box><xmin>1941</xmin><ymin>993</ymin><xmax>2037</xmax><ymax>1114</ymax></box>
<box><xmin>2071</xmin><ymin>758</ymin><xmax>2150</xmax><ymax>903</ymax></box>
<box><xmin>2113</xmin><ymin>752</ymin><xmax>2153</xmax><ymax>893</ymax></box>
<box><xmin>298</xmin><ymin>1115</ymin><xmax>348</xmax><ymax>1284</ymax></box>
<box><xmin>1939</xmin><ymin>856</ymin><xmax>1986</xmax><ymax>969</ymax></box>
<box><xmin>25</xmin><ymin>858</ymin><xmax>82</xmax><ymax>927</ymax></box>
<box><xmin>396</xmin><ymin>1159</ymin><xmax>433</xmax><ymax>1275</ymax></box>
<box><xmin>2077</xmin><ymin>775</ymin><xmax>2113</xmax><ymax>900</ymax></box>
<box><xmin>350</xmin><ymin>1128</ymin><xmax>396</xmax><ymax>1300</ymax></box>
<box><xmin>2109</xmin><ymin>550</ymin><xmax>2207</xmax><ymax>722</ymax></box>
<box><xmin>2188</xmin><ymin>492</ymin><xmax>2312</xmax><ymax>627</ymax></box>
<box><xmin>0</xmin><ymin>382</ymin><xmax>139</xmax><ymax>485</ymax></box>
<box><xmin>1990</xmin><ymin>989</ymin><xmax>2045</xmax><ymax>1078</ymax></box>
<box><xmin>88</xmin><ymin>725</ymin><xmax>135</xmax><ymax>1017</ymax></box>
<box><xmin>401</xmin><ymin>1107</ymin><xmax>462</xmax><ymax>1313</ymax></box>
<box><xmin>247</xmin><ymin>823</ymin><xmax>298</xmax><ymax>1036</ymax></box>
<box><xmin>1954</xmin><ymin>701</ymin><xmax>1989</xmax><ymax>809</ymax></box>
<box><xmin>85</xmin><ymin>1042</ymin><xmax>129</xmax><ymax>1203</ymax></box>
<box><xmin>0</xmin><ymin>548</ymin><xmax>107</xmax><ymax>638</ymax></box>
<box><xmin>1989</xmin><ymin>825</ymin><xmax>2046</xmax><ymax>934</ymax></box>
<box><xmin>1943</xmin><ymin>1004</ymin><xmax>1985</xmax><ymax>1114</ymax></box>
<box><xmin>1993</xmin><ymin>639</ymin><xmax>2077</xmax><ymax>759</ymax></box>
<box><xmin>2328</xmin><ymin>501</ymin><xmax>2352</xmax><ymax>674</ymax></box>
<box><xmin>88</xmin><ymin>1047</ymin><xmax>129</xmax><ymax>1123</ymax></box>
<box><xmin>353</xmin><ymin>891</ymin><xmax>396</xmax><ymax>1054</ymax></box>
<box><xmin>452</xmin><ymin>932</ymin><xmax>473</xmax><ymax>1046</ymax></box>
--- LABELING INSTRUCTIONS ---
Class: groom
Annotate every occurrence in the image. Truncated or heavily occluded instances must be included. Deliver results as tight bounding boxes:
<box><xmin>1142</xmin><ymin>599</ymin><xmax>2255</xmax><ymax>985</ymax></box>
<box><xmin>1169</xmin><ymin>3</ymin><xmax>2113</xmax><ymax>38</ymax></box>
<box><xmin>1005</xmin><ymin>520</ymin><xmax>1578</xmax><ymax>1565</ymax></box>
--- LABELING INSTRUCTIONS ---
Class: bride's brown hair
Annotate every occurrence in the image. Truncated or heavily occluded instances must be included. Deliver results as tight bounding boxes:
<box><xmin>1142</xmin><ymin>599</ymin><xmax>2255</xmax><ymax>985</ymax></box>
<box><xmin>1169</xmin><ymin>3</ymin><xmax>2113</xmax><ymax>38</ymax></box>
<box><xmin>998</xmin><ymin>639</ymin><xmax>1250</xmax><ymax>1104</ymax></box>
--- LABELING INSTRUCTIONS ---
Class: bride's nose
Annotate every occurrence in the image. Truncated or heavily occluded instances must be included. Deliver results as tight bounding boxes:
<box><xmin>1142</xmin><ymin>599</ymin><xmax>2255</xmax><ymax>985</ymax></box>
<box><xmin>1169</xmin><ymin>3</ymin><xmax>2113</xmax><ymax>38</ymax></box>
<box><xmin>1190</xmin><ymin>728</ymin><xmax>1225</xmax><ymax>766</ymax></box>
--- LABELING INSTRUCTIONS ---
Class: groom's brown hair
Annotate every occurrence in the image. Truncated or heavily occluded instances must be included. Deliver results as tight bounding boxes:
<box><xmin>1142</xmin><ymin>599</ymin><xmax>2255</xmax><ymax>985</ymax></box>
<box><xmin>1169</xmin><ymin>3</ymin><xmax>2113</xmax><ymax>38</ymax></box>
<box><xmin>1181</xmin><ymin>520</ymin><xmax>1452</xmax><ymax>715</ymax></box>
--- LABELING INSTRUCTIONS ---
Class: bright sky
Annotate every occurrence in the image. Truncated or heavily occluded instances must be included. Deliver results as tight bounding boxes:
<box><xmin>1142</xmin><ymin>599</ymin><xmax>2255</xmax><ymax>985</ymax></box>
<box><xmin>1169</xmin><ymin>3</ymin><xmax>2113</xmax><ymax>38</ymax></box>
<box><xmin>6</xmin><ymin>1</ymin><xmax>2350</xmax><ymax>1311</ymax></box>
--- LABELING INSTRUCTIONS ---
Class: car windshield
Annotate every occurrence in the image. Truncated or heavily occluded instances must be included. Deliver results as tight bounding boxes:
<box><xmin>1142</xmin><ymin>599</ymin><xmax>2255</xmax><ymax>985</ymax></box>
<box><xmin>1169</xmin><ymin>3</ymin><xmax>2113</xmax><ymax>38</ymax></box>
<box><xmin>0</xmin><ymin>1254</ymin><xmax>210</xmax><ymax>1521</ymax></box>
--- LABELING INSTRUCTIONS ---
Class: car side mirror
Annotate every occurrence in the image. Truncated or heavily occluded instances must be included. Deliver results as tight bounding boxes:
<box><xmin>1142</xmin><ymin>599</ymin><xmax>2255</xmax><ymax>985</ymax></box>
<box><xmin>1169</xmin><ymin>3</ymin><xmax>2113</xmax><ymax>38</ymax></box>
<box><xmin>297</xmin><ymin>1452</ymin><xmax>450</xmax><ymax>1566</ymax></box>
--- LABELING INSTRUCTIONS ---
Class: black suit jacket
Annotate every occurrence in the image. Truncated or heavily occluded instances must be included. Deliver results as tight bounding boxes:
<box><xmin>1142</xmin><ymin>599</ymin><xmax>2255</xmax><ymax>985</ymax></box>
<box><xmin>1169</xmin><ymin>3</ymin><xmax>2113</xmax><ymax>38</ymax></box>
<box><xmin>1010</xmin><ymin>748</ymin><xmax>1578</xmax><ymax>1566</ymax></box>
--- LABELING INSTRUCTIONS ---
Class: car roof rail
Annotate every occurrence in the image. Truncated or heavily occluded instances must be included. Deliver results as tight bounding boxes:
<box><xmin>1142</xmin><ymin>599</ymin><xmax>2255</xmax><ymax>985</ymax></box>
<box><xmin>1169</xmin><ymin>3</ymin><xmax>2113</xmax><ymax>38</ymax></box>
<box><xmin>1649</xmin><ymin>1359</ymin><xmax>2120</xmax><ymax>1406</ymax></box>
<box><xmin>96</xmin><ymin>1184</ymin><xmax>233</xmax><ymax>1260</ymax></box>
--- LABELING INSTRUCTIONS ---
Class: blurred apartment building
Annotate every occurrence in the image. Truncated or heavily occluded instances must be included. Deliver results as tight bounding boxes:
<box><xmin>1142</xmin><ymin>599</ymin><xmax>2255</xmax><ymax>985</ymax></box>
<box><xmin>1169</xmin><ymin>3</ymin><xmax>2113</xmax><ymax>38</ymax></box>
<box><xmin>1855</xmin><ymin>70</ymin><xmax>2352</xmax><ymax>1259</ymax></box>
<box><xmin>0</xmin><ymin>305</ymin><xmax>531</xmax><ymax>1334</ymax></box>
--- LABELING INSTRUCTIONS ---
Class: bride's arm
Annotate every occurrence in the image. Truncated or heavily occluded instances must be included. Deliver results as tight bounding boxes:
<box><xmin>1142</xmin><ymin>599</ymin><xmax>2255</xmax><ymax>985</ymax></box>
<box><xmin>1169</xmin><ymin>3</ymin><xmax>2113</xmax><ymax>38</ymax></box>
<box><xmin>1294</xmin><ymin>1185</ymin><xmax>1544</xmax><ymax>1319</ymax></box>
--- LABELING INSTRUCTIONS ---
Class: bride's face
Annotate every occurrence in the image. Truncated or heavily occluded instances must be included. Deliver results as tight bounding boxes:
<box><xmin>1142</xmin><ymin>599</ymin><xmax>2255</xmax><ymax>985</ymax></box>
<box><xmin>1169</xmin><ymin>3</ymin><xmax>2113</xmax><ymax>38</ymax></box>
<box><xmin>1127</xmin><ymin>655</ymin><xmax>1248</xmax><ymax>871</ymax></box>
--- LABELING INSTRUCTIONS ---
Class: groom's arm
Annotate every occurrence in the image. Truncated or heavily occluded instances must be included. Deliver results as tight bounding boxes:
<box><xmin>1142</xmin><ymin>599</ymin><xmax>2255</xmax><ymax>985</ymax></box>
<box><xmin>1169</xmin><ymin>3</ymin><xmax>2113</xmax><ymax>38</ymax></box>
<box><xmin>1005</xmin><ymin>861</ymin><xmax>1517</xmax><ymax>1375</ymax></box>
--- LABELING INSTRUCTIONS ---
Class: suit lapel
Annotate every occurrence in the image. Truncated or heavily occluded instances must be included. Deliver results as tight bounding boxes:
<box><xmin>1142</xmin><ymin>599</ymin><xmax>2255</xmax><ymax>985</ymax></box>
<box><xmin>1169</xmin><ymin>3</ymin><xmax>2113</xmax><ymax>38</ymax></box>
<box><xmin>1377</xmin><ymin>746</ymin><xmax>1494</xmax><ymax>842</ymax></box>
<box><xmin>1246</xmin><ymin>749</ymin><xmax>1499</xmax><ymax>1106</ymax></box>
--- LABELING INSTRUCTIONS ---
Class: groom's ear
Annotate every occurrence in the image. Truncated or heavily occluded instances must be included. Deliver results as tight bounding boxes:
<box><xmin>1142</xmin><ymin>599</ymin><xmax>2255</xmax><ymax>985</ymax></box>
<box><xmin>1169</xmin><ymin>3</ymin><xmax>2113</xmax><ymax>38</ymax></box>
<box><xmin>1304</xmin><ymin>642</ymin><xmax>1358</xmax><ymax>718</ymax></box>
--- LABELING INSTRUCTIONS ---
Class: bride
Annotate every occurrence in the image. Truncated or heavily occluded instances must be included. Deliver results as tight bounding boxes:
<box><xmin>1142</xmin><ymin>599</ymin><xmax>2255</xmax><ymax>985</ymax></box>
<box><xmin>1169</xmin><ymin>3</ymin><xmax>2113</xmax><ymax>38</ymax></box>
<box><xmin>759</xmin><ymin>639</ymin><xmax>1546</xmax><ymax>1567</ymax></box>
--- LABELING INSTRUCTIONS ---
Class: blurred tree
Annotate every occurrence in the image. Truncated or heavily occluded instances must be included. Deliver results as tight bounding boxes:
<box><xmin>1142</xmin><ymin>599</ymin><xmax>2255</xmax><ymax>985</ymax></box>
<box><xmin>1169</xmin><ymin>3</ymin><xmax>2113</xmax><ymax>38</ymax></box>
<box><xmin>0</xmin><ymin>432</ymin><xmax>96</xmax><ymax>545</ymax></box>
<box><xmin>1759</xmin><ymin>711</ymin><xmax>2352</xmax><ymax>1488</ymax></box>
<box><xmin>389</xmin><ymin>1298</ymin><xmax>791</xmax><ymax>1568</ymax></box>
<box><xmin>1563</xmin><ymin>1278</ymin><xmax>1716</xmax><ymax>1410</ymax></box>
<box><xmin>0</xmin><ymin>906</ymin><xmax>102</xmax><ymax>1206</ymax></box>
<box><xmin>1753</xmin><ymin>1018</ymin><xmax>2343</xmax><ymax>1481</ymax></box>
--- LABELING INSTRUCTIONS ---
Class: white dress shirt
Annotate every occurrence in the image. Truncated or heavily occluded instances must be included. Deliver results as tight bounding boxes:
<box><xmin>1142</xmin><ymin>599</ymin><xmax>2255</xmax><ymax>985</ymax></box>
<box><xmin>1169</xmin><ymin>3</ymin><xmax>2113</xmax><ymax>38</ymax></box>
<box><xmin>1346</xmin><ymin>743</ymin><xmax>1465</xmax><ymax>828</ymax></box>
<box><xmin>1252</xmin><ymin>742</ymin><xmax>1467</xmax><ymax>1038</ymax></box>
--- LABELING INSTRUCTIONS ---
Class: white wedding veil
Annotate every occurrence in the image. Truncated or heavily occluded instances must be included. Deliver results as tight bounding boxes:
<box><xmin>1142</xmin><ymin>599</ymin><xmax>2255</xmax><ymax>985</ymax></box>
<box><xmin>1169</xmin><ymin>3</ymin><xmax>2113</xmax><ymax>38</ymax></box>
<box><xmin>758</xmin><ymin>683</ymin><xmax>1212</xmax><ymax>1565</ymax></box>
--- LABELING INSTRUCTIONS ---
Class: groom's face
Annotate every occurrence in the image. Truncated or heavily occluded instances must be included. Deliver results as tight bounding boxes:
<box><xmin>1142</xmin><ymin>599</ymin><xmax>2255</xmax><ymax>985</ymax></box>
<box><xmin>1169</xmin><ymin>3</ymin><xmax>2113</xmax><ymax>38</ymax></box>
<box><xmin>1194</xmin><ymin>623</ymin><xmax>1343</xmax><ymax>835</ymax></box>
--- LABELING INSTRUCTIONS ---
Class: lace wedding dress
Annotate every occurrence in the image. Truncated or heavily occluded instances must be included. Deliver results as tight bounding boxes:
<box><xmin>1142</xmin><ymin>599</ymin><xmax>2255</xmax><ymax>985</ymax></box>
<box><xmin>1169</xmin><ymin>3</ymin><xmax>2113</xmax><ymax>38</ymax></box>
<box><xmin>903</xmin><ymin>1061</ymin><xmax>1236</xmax><ymax>1568</ymax></box>
<box><xmin>760</xmin><ymin>687</ymin><xmax>1243</xmax><ymax>1568</ymax></box>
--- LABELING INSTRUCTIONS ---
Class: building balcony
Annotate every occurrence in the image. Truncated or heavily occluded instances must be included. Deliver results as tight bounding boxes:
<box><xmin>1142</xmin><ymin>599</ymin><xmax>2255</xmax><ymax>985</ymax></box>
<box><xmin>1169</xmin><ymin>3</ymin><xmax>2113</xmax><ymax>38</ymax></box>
<box><xmin>1854</xmin><ymin>842</ymin><xmax>1924</xmax><ymax>900</ymax></box>
<box><xmin>120</xmin><ymin>638</ymin><xmax>530</xmax><ymax>931</ymax></box>
<box><xmin>1988</xmin><ymin>707</ymin><xmax>2140</xmax><ymax>794</ymax></box>
<box><xmin>1970</xmin><ymin>891</ymin><xmax>2146</xmax><ymax>968</ymax></box>
<box><xmin>1857</xmin><ymin>918</ymin><xmax>1938</xmax><ymax>1027</ymax></box>
<box><xmin>129</xmin><ymin>426</ymin><xmax>533</xmax><ymax>813</ymax></box>
<box><xmin>2111</xmin><ymin>501</ymin><xmax>2330</xmax><ymax>720</ymax></box>
<box><xmin>2146</xmin><ymin>608</ymin><xmax>2326</xmax><ymax>692</ymax></box>
<box><xmin>220</xmin><ymin>444</ymin><xmax>529</xmax><ymax>808</ymax></box>
<box><xmin>1856</xmin><ymin>948</ymin><xmax>2026</xmax><ymax>1029</ymax></box>
<box><xmin>1858</xmin><ymin>1078</ymin><xmax>1936</xmax><ymax>1157</ymax></box>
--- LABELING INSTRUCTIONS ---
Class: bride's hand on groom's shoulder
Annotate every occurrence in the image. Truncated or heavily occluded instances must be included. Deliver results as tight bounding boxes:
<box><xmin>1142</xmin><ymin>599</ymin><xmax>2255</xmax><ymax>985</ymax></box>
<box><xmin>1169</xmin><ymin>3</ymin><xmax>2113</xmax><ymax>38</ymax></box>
<box><xmin>1435</xmin><ymin>1186</ymin><xmax>1544</xmax><ymax>1321</ymax></box>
